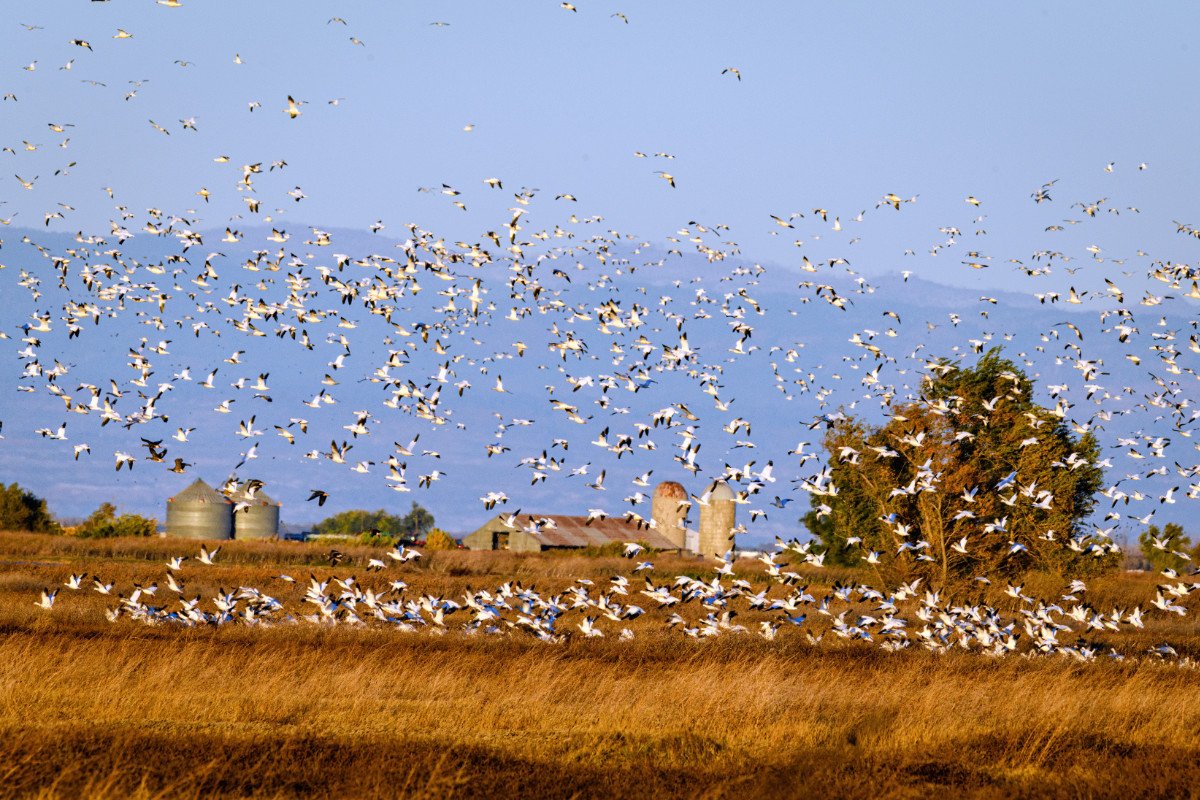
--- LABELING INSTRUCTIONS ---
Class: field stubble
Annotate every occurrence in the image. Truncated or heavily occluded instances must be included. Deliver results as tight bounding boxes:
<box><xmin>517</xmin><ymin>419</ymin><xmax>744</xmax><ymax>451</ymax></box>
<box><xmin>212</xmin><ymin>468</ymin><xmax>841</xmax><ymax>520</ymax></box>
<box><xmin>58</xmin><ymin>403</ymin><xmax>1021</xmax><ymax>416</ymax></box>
<box><xmin>0</xmin><ymin>531</ymin><xmax>1198</xmax><ymax>799</ymax></box>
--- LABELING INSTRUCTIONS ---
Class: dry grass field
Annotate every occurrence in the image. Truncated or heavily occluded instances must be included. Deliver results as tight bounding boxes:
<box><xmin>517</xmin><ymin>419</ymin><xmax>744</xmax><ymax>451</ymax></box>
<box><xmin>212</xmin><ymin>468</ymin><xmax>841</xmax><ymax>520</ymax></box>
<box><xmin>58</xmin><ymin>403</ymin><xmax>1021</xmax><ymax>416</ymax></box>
<box><xmin>2</xmin><ymin>531</ymin><xmax>1199</xmax><ymax>799</ymax></box>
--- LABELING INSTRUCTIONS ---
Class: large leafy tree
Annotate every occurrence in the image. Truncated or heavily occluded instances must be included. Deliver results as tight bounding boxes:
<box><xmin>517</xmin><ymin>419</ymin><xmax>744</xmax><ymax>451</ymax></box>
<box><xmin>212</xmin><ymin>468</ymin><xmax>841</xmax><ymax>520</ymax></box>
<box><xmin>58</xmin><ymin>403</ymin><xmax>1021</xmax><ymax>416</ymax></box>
<box><xmin>803</xmin><ymin>350</ymin><xmax>1113</xmax><ymax>582</ymax></box>
<box><xmin>0</xmin><ymin>482</ymin><xmax>59</xmax><ymax>533</ymax></box>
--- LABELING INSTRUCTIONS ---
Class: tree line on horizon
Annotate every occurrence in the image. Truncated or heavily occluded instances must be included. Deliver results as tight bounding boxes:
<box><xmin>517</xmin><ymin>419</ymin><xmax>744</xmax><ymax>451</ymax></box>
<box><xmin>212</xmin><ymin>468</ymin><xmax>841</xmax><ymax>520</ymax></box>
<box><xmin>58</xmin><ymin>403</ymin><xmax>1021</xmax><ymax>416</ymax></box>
<box><xmin>309</xmin><ymin>502</ymin><xmax>437</xmax><ymax>543</ymax></box>
<box><xmin>0</xmin><ymin>483</ymin><xmax>442</xmax><ymax>544</ymax></box>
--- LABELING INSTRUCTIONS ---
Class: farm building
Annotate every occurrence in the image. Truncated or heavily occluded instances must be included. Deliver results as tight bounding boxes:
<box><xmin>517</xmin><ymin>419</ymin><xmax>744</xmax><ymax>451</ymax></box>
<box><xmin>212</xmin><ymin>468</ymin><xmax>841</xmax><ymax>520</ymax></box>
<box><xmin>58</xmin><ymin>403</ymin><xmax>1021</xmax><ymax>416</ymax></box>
<box><xmin>463</xmin><ymin>513</ymin><xmax>682</xmax><ymax>553</ymax></box>
<box><xmin>464</xmin><ymin>480</ymin><xmax>737</xmax><ymax>556</ymax></box>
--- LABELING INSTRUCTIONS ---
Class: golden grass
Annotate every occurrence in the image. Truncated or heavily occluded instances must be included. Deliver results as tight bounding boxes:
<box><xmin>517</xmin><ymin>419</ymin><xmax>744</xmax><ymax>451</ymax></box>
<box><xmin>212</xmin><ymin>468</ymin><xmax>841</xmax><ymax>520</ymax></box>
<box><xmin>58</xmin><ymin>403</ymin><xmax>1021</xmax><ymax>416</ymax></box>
<box><xmin>1</xmin><ymin>531</ymin><xmax>1198</xmax><ymax>799</ymax></box>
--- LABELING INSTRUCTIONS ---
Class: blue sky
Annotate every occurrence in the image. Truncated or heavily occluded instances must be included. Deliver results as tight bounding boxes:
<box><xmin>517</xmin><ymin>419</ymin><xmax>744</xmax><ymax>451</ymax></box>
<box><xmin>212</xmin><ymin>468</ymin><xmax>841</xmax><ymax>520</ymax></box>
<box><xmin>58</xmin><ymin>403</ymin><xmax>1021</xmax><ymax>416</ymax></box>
<box><xmin>3</xmin><ymin>1</ymin><xmax>1197</xmax><ymax>270</ymax></box>
<box><xmin>2</xmin><ymin>3</ymin><xmax>1199</xmax><ymax>545</ymax></box>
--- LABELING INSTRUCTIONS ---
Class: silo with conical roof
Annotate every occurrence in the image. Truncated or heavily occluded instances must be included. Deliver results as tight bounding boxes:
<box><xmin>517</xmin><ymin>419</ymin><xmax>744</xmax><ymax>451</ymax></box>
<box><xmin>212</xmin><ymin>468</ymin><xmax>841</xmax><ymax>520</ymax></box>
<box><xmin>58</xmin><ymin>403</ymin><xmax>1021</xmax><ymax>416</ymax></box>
<box><xmin>166</xmin><ymin>478</ymin><xmax>233</xmax><ymax>539</ymax></box>
<box><xmin>651</xmin><ymin>481</ymin><xmax>690</xmax><ymax>550</ymax></box>
<box><xmin>231</xmin><ymin>482</ymin><xmax>280</xmax><ymax>540</ymax></box>
<box><xmin>698</xmin><ymin>480</ymin><xmax>736</xmax><ymax>558</ymax></box>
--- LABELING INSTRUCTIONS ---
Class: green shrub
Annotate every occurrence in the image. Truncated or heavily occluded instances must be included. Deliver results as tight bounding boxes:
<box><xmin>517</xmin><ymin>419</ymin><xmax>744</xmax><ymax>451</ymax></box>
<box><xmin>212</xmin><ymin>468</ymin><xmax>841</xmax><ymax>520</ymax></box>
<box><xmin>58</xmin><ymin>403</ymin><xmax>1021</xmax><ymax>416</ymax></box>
<box><xmin>425</xmin><ymin>528</ymin><xmax>458</xmax><ymax>550</ymax></box>
<box><xmin>76</xmin><ymin>502</ymin><xmax>157</xmax><ymax>539</ymax></box>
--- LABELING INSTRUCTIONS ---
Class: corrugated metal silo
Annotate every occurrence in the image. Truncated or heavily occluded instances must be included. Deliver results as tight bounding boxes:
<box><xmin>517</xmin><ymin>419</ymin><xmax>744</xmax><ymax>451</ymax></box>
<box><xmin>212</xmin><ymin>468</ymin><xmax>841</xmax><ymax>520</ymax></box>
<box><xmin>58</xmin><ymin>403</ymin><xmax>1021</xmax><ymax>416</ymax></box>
<box><xmin>232</xmin><ymin>482</ymin><xmax>280</xmax><ymax>540</ymax></box>
<box><xmin>166</xmin><ymin>478</ymin><xmax>233</xmax><ymax>540</ymax></box>
<box><xmin>699</xmin><ymin>480</ymin><xmax>736</xmax><ymax>558</ymax></box>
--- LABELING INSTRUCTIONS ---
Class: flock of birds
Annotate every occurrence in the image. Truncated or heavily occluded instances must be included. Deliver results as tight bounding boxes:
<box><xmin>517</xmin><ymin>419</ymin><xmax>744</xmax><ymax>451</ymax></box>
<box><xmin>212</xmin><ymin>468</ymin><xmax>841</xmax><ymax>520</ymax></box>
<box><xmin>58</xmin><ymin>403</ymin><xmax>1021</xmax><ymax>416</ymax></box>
<box><xmin>31</xmin><ymin>538</ymin><xmax>1197</xmax><ymax>665</ymax></box>
<box><xmin>4</xmin><ymin>8</ymin><xmax>1200</xmax><ymax>664</ymax></box>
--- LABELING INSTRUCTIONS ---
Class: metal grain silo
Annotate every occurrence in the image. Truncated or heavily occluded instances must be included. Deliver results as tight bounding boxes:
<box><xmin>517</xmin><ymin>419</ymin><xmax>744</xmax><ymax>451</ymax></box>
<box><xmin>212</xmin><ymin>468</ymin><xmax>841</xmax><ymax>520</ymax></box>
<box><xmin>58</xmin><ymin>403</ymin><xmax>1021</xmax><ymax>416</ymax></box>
<box><xmin>698</xmin><ymin>480</ymin><xmax>736</xmax><ymax>558</ymax></box>
<box><xmin>651</xmin><ymin>481</ymin><xmax>690</xmax><ymax>550</ymax></box>
<box><xmin>231</xmin><ymin>482</ymin><xmax>280</xmax><ymax>540</ymax></box>
<box><xmin>166</xmin><ymin>478</ymin><xmax>233</xmax><ymax>540</ymax></box>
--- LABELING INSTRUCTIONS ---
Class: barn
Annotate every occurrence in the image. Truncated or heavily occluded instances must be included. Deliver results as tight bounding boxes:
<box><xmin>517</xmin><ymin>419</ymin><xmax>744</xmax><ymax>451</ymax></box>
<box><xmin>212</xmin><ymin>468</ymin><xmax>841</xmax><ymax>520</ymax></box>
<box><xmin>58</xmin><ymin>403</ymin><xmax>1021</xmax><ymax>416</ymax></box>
<box><xmin>463</xmin><ymin>480</ymin><xmax>737</xmax><ymax>556</ymax></box>
<box><xmin>463</xmin><ymin>513</ymin><xmax>682</xmax><ymax>554</ymax></box>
